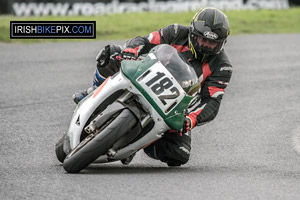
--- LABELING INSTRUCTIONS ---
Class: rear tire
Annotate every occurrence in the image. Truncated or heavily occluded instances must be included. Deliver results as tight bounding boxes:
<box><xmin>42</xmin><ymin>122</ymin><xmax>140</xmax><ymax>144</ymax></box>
<box><xmin>63</xmin><ymin>109</ymin><xmax>137</xmax><ymax>173</ymax></box>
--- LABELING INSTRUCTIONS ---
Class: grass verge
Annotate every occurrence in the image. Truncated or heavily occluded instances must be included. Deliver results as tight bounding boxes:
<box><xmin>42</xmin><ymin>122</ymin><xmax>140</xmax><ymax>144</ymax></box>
<box><xmin>1</xmin><ymin>7</ymin><xmax>300</xmax><ymax>43</ymax></box>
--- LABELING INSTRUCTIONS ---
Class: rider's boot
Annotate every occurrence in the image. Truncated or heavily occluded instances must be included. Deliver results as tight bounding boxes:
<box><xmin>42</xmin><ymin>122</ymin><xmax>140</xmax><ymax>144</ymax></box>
<box><xmin>72</xmin><ymin>68</ymin><xmax>106</xmax><ymax>104</ymax></box>
<box><xmin>121</xmin><ymin>153</ymin><xmax>136</xmax><ymax>165</ymax></box>
<box><xmin>72</xmin><ymin>87</ymin><xmax>94</xmax><ymax>104</ymax></box>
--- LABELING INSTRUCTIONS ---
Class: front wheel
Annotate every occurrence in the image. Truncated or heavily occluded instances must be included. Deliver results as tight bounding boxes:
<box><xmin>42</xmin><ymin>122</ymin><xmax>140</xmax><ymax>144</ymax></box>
<box><xmin>63</xmin><ymin>109</ymin><xmax>137</xmax><ymax>173</ymax></box>
<box><xmin>55</xmin><ymin>135</ymin><xmax>66</xmax><ymax>163</ymax></box>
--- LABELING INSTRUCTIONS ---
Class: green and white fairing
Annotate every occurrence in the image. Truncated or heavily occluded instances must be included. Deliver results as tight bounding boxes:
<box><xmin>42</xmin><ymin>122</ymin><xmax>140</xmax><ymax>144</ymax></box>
<box><xmin>122</xmin><ymin>44</ymin><xmax>200</xmax><ymax>130</ymax></box>
<box><xmin>60</xmin><ymin>44</ymin><xmax>201</xmax><ymax>169</ymax></box>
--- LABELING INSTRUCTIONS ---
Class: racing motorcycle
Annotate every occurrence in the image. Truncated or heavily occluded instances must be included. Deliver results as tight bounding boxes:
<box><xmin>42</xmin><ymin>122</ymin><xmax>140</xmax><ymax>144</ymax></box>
<box><xmin>55</xmin><ymin>44</ymin><xmax>200</xmax><ymax>173</ymax></box>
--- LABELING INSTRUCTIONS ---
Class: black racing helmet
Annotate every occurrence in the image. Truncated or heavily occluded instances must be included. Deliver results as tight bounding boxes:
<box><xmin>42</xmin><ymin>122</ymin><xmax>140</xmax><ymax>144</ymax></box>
<box><xmin>189</xmin><ymin>8</ymin><xmax>230</xmax><ymax>58</ymax></box>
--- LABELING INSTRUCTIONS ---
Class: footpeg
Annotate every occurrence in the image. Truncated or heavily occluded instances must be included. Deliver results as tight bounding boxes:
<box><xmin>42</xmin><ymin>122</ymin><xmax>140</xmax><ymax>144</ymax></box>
<box><xmin>121</xmin><ymin>153</ymin><xmax>136</xmax><ymax>165</ymax></box>
<box><xmin>107</xmin><ymin>148</ymin><xmax>117</xmax><ymax>157</ymax></box>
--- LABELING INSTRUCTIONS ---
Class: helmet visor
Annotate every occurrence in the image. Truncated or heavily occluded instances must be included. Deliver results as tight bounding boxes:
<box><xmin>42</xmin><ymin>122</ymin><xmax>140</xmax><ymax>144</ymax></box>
<box><xmin>190</xmin><ymin>31</ymin><xmax>224</xmax><ymax>55</ymax></box>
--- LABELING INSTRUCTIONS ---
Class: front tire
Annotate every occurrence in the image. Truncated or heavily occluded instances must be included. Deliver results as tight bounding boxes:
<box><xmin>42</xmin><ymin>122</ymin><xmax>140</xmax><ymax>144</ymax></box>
<box><xmin>63</xmin><ymin>109</ymin><xmax>137</xmax><ymax>173</ymax></box>
<box><xmin>55</xmin><ymin>135</ymin><xmax>66</xmax><ymax>163</ymax></box>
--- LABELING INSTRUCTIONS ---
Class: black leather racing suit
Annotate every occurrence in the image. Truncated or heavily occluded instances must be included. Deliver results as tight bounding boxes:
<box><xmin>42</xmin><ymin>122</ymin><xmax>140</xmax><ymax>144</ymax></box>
<box><xmin>122</xmin><ymin>24</ymin><xmax>233</xmax><ymax>127</ymax></box>
<box><xmin>99</xmin><ymin>24</ymin><xmax>233</xmax><ymax>165</ymax></box>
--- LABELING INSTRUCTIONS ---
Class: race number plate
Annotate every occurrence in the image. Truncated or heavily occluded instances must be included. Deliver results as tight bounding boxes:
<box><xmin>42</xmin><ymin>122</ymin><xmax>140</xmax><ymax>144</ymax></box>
<box><xmin>137</xmin><ymin>61</ymin><xmax>185</xmax><ymax>114</ymax></box>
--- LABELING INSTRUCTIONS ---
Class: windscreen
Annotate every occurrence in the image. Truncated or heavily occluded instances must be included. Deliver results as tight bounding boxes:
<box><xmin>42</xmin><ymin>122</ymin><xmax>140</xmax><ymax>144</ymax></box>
<box><xmin>154</xmin><ymin>44</ymin><xmax>200</xmax><ymax>96</ymax></box>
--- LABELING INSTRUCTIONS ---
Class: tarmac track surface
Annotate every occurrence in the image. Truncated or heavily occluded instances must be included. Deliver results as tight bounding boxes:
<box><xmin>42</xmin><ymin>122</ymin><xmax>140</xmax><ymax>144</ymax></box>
<box><xmin>1</xmin><ymin>34</ymin><xmax>300</xmax><ymax>200</ymax></box>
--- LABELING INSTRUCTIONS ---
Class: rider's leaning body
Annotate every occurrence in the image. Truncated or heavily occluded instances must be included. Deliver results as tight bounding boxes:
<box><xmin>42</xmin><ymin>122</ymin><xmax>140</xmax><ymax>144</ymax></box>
<box><xmin>120</xmin><ymin>24</ymin><xmax>233</xmax><ymax>128</ymax></box>
<box><xmin>73</xmin><ymin>7</ymin><xmax>233</xmax><ymax>166</ymax></box>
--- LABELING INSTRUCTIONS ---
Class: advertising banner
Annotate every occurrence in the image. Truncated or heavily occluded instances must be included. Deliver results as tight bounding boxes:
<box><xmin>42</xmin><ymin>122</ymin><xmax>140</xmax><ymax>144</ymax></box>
<box><xmin>0</xmin><ymin>0</ymin><xmax>290</xmax><ymax>16</ymax></box>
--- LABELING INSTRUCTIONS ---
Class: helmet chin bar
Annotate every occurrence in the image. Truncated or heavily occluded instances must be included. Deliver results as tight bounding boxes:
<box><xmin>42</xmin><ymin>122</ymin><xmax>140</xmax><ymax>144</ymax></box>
<box><xmin>199</xmin><ymin>41</ymin><xmax>224</xmax><ymax>55</ymax></box>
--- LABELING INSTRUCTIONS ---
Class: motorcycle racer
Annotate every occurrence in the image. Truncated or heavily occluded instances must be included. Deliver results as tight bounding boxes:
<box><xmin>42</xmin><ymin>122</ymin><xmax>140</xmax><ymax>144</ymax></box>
<box><xmin>73</xmin><ymin>7</ymin><xmax>233</xmax><ymax>166</ymax></box>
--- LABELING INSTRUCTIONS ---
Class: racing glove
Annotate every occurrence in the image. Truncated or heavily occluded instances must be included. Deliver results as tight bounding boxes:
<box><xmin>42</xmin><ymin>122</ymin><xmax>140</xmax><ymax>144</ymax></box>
<box><xmin>182</xmin><ymin>115</ymin><xmax>196</xmax><ymax>134</ymax></box>
<box><xmin>99</xmin><ymin>53</ymin><xmax>122</xmax><ymax>77</ymax></box>
<box><xmin>96</xmin><ymin>45</ymin><xmax>122</xmax><ymax>77</ymax></box>
<box><xmin>96</xmin><ymin>45</ymin><xmax>111</xmax><ymax>68</ymax></box>
<box><xmin>122</xmin><ymin>47</ymin><xmax>139</xmax><ymax>60</ymax></box>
